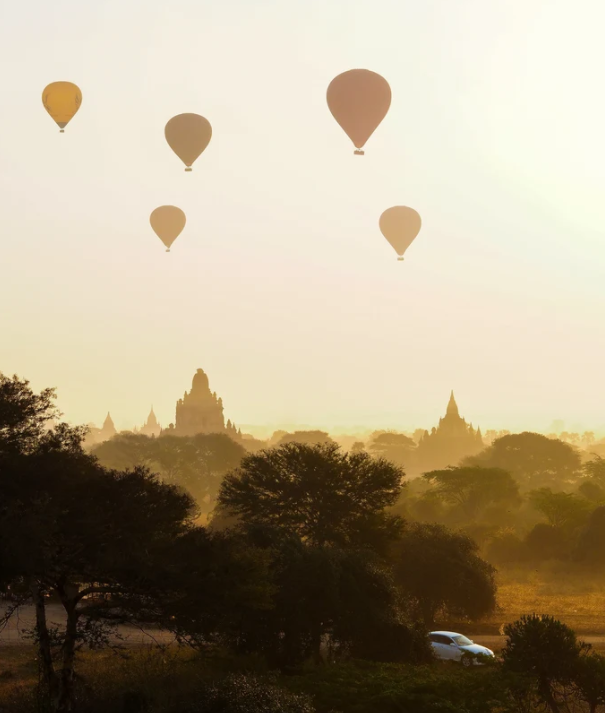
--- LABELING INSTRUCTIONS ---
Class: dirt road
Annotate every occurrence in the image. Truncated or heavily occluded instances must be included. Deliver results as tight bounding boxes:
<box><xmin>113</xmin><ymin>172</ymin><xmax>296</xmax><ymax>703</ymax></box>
<box><xmin>3</xmin><ymin>606</ymin><xmax>604</xmax><ymax>653</ymax></box>
<box><xmin>0</xmin><ymin>604</ymin><xmax>176</xmax><ymax>647</ymax></box>
<box><xmin>471</xmin><ymin>634</ymin><xmax>605</xmax><ymax>653</ymax></box>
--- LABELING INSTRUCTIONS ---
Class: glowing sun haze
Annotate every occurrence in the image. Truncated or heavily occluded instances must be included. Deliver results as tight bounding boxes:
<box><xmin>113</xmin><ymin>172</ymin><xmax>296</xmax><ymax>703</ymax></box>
<box><xmin>1</xmin><ymin>0</ymin><xmax>605</xmax><ymax>434</ymax></box>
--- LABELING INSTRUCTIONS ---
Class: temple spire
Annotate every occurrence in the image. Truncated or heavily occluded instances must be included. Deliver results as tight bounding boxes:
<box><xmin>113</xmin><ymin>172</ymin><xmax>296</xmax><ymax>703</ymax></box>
<box><xmin>446</xmin><ymin>391</ymin><xmax>459</xmax><ymax>417</ymax></box>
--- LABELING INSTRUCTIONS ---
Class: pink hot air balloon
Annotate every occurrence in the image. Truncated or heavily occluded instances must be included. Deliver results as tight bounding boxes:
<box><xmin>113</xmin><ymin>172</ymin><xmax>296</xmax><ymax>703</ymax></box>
<box><xmin>327</xmin><ymin>69</ymin><xmax>391</xmax><ymax>155</ymax></box>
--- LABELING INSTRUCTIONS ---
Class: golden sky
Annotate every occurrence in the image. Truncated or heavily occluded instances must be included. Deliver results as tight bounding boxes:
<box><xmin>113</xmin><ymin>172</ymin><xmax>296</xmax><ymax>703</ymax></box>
<box><xmin>1</xmin><ymin>0</ymin><xmax>605</xmax><ymax>434</ymax></box>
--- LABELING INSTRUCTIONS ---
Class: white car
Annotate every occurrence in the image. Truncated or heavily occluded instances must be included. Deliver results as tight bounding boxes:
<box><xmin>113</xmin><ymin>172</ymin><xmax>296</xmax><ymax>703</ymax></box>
<box><xmin>429</xmin><ymin>631</ymin><xmax>495</xmax><ymax>666</ymax></box>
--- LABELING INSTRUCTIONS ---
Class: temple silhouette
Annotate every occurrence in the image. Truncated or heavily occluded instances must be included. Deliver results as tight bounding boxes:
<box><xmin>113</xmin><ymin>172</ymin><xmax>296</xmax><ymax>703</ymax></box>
<box><xmin>165</xmin><ymin>368</ymin><xmax>241</xmax><ymax>438</ymax></box>
<box><xmin>140</xmin><ymin>407</ymin><xmax>161</xmax><ymax>437</ymax></box>
<box><xmin>414</xmin><ymin>392</ymin><xmax>484</xmax><ymax>472</ymax></box>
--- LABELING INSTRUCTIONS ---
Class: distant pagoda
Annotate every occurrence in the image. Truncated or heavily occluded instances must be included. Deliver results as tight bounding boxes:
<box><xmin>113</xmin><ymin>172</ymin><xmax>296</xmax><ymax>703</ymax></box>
<box><xmin>98</xmin><ymin>412</ymin><xmax>117</xmax><ymax>442</ymax></box>
<box><xmin>140</xmin><ymin>406</ymin><xmax>161</xmax><ymax>437</ymax></box>
<box><xmin>416</xmin><ymin>392</ymin><xmax>484</xmax><ymax>471</ymax></box>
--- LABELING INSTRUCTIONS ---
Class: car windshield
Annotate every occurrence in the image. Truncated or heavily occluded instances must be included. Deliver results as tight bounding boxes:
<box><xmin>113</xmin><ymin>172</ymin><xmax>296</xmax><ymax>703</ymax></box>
<box><xmin>453</xmin><ymin>635</ymin><xmax>473</xmax><ymax>646</ymax></box>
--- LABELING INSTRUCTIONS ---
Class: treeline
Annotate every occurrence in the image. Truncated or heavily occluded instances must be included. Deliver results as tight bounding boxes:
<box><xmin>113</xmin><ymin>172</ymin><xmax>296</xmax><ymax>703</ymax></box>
<box><xmin>397</xmin><ymin>433</ymin><xmax>605</xmax><ymax>570</ymax></box>
<box><xmin>94</xmin><ymin>427</ymin><xmax>605</xmax><ymax>572</ymax></box>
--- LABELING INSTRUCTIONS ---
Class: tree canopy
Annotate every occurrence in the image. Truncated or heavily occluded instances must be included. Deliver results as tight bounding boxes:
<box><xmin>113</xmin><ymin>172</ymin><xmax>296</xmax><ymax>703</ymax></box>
<box><xmin>368</xmin><ymin>432</ymin><xmax>416</xmax><ymax>467</ymax></box>
<box><xmin>389</xmin><ymin>522</ymin><xmax>496</xmax><ymax>627</ymax></box>
<box><xmin>467</xmin><ymin>432</ymin><xmax>581</xmax><ymax>490</ymax></box>
<box><xmin>276</xmin><ymin>430</ymin><xmax>335</xmax><ymax>447</ymax></box>
<box><xmin>575</xmin><ymin>506</ymin><xmax>605</xmax><ymax>565</ymax></box>
<box><xmin>528</xmin><ymin>488</ymin><xmax>592</xmax><ymax>531</ymax></box>
<box><xmin>502</xmin><ymin>614</ymin><xmax>589</xmax><ymax>713</ymax></box>
<box><xmin>423</xmin><ymin>465</ymin><xmax>520</xmax><ymax>520</ymax></box>
<box><xmin>0</xmin><ymin>373</ymin><xmax>58</xmax><ymax>455</ymax></box>
<box><xmin>218</xmin><ymin>442</ymin><xmax>404</xmax><ymax>550</ymax></box>
<box><xmin>93</xmin><ymin>431</ymin><xmax>247</xmax><ymax>516</ymax></box>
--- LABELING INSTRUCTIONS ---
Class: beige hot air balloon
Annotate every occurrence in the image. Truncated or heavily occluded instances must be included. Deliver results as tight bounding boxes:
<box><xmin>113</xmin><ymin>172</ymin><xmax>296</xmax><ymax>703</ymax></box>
<box><xmin>42</xmin><ymin>82</ymin><xmax>82</xmax><ymax>133</ymax></box>
<box><xmin>165</xmin><ymin>113</ymin><xmax>212</xmax><ymax>171</ymax></box>
<box><xmin>379</xmin><ymin>207</ymin><xmax>421</xmax><ymax>261</ymax></box>
<box><xmin>150</xmin><ymin>206</ymin><xmax>186</xmax><ymax>252</ymax></box>
<box><xmin>327</xmin><ymin>70</ymin><xmax>391</xmax><ymax>155</ymax></box>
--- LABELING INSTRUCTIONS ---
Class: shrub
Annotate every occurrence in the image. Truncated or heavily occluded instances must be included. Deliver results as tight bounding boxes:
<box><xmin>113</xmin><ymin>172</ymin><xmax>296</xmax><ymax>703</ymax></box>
<box><xmin>185</xmin><ymin>675</ymin><xmax>315</xmax><ymax>713</ymax></box>
<box><xmin>283</xmin><ymin>661</ymin><xmax>515</xmax><ymax>713</ymax></box>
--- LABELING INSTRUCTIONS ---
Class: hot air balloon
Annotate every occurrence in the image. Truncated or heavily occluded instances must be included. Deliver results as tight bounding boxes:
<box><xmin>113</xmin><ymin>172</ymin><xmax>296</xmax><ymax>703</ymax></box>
<box><xmin>165</xmin><ymin>114</ymin><xmax>212</xmax><ymax>171</ymax></box>
<box><xmin>379</xmin><ymin>207</ymin><xmax>421</xmax><ymax>261</ymax></box>
<box><xmin>42</xmin><ymin>82</ymin><xmax>82</xmax><ymax>133</ymax></box>
<box><xmin>150</xmin><ymin>206</ymin><xmax>186</xmax><ymax>252</ymax></box>
<box><xmin>327</xmin><ymin>70</ymin><xmax>391</xmax><ymax>155</ymax></box>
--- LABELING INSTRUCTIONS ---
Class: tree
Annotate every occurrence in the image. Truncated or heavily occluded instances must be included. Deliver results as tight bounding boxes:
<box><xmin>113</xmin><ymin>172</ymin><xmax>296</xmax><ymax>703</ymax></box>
<box><xmin>575</xmin><ymin>506</ymin><xmax>605</xmax><ymax>565</ymax></box>
<box><xmin>368</xmin><ymin>432</ymin><xmax>416</xmax><ymax>467</ymax></box>
<box><xmin>524</xmin><ymin>524</ymin><xmax>570</xmax><ymax>562</ymax></box>
<box><xmin>0</xmin><ymin>373</ymin><xmax>58</xmax><ymax>455</ymax></box>
<box><xmin>350</xmin><ymin>441</ymin><xmax>365</xmax><ymax>454</ymax></box>
<box><xmin>528</xmin><ymin>488</ymin><xmax>592</xmax><ymax>530</ymax></box>
<box><xmin>467</xmin><ymin>432</ymin><xmax>581</xmax><ymax>490</ymax></box>
<box><xmin>389</xmin><ymin>522</ymin><xmax>496</xmax><ymax>627</ymax></box>
<box><xmin>0</xmin><ymin>444</ymin><xmax>269</xmax><ymax>712</ymax></box>
<box><xmin>233</xmin><ymin>531</ymin><xmax>429</xmax><ymax>667</ymax></box>
<box><xmin>218</xmin><ymin>442</ymin><xmax>404</xmax><ymax>551</ymax></box>
<box><xmin>93</xmin><ymin>431</ymin><xmax>247</xmax><ymax>517</ymax></box>
<box><xmin>484</xmin><ymin>429</ymin><xmax>511</xmax><ymax>445</ymax></box>
<box><xmin>581</xmin><ymin>431</ymin><xmax>596</xmax><ymax>449</ymax></box>
<box><xmin>486</xmin><ymin>530</ymin><xmax>528</xmax><ymax>567</ymax></box>
<box><xmin>423</xmin><ymin>466</ymin><xmax>520</xmax><ymax>520</ymax></box>
<box><xmin>0</xmin><ymin>377</ymin><xmax>268</xmax><ymax>712</ymax></box>
<box><xmin>583</xmin><ymin>455</ymin><xmax>605</xmax><ymax>483</ymax></box>
<box><xmin>91</xmin><ymin>432</ymin><xmax>151</xmax><ymax>469</ymax></box>
<box><xmin>581</xmin><ymin>455</ymin><xmax>605</xmax><ymax>502</ymax></box>
<box><xmin>277</xmin><ymin>430</ymin><xmax>335</xmax><ymax>447</ymax></box>
<box><xmin>573</xmin><ymin>653</ymin><xmax>605</xmax><ymax>713</ymax></box>
<box><xmin>502</xmin><ymin>615</ymin><xmax>589</xmax><ymax>713</ymax></box>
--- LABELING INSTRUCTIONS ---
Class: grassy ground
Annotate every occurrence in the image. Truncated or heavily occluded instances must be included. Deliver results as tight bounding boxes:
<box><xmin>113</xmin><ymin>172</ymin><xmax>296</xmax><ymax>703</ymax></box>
<box><xmin>0</xmin><ymin>648</ymin><xmax>510</xmax><ymax>713</ymax></box>
<box><xmin>491</xmin><ymin>568</ymin><xmax>605</xmax><ymax>635</ymax></box>
<box><xmin>439</xmin><ymin>566</ymin><xmax>605</xmax><ymax>652</ymax></box>
<box><xmin>2</xmin><ymin>569</ymin><xmax>604</xmax><ymax>708</ymax></box>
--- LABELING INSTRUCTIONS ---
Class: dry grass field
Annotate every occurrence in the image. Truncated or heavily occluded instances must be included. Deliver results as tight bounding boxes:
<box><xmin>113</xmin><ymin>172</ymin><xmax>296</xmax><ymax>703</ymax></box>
<box><xmin>439</xmin><ymin>566</ymin><xmax>605</xmax><ymax>654</ymax></box>
<box><xmin>490</xmin><ymin>568</ymin><xmax>605</xmax><ymax>636</ymax></box>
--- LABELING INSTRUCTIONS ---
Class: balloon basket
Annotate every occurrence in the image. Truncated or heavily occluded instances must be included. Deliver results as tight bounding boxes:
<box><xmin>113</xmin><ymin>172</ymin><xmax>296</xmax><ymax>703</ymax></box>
<box><xmin>397</xmin><ymin>257</ymin><xmax>404</xmax><ymax>261</ymax></box>
<box><xmin>59</xmin><ymin>129</ymin><xmax>65</xmax><ymax>133</ymax></box>
<box><xmin>166</xmin><ymin>249</ymin><xmax>171</xmax><ymax>253</ymax></box>
<box><xmin>184</xmin><ymin>167</ymin><xmax>192</xmax><ymax>172</ymax></box>
<box><xmin>354</xmin><ymin>149</ymin><xmax>365</xmax><ymax>156</ymax></box>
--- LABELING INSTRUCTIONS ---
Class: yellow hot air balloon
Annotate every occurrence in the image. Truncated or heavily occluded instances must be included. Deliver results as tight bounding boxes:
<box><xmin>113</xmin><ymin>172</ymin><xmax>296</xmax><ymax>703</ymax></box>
<box><xmin>42</xmin><ymin>82</ymin><xmax>82</xmax><ymax>133</ymax></box>
<box><xmin>150</xmin><ymin>206</ymin><xmax>186</xmax><ymax>252</ymax></box>
<box><xmin>165</xmin><ymin>114</ymin><xmax>212</xmax><ymax>171</ymax></box>
<box><xmin>327</xmin><ymin>70</ymin><xmax>391</xmax><ymax>155</ymax></box>
<box><xmin>379</xmin><ymin>207</ymin><xmax>421</xmax><ymax>261</ymax></box>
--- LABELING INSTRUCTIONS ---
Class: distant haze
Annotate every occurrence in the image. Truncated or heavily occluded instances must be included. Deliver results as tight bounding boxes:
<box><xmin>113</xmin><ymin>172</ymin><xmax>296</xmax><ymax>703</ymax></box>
<box><xmin>2</xmin><ymin>0</ymin><xmax>605</xmax><ymax>434</ymax></box>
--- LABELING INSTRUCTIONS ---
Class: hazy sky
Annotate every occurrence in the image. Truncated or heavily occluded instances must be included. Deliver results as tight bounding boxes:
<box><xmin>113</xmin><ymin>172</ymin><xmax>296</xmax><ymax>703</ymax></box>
<box><xmin>2</xmin><ymin>0</ymin><xmax>605</xmax><ymax>435</ymax></box>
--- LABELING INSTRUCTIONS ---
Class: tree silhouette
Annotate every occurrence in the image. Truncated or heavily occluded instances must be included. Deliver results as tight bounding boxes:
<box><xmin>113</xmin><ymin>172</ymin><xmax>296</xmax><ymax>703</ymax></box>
<box><xmin>218</xmin><ymin>442</ymin><xmax>404</xmax><ymax>551</ymax></box>
<box><xmin>368</xmin><ymin>432</ymin><xmax>416</xmax><ymax>467</ymax></box>
<box><xmin>502</xmin><ymin>615</ymin><xmax>589</xmax><ymax>713</ymax></box>
<box><xmin>423</xmin><ymin>465</ymin><xmax>520</xmax><ymax>520</ymax></box>
<box><xmin>467</xmin><ymin>432</ymin><xmax>581</xmax><ymax>490</ymax></box>
<box><xmin>389</xmin><ymin>522</ymin><xmax>496</xmax><ymax>627</ymax></box>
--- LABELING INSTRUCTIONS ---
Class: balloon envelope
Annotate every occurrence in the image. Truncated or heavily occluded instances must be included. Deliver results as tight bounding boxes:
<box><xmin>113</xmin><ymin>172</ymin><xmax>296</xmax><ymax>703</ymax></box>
<box><xmin>379</xmin><ymin>207</ymin><xmax>421</xmax><ymax>260</ymax></box>
<box><xmin>327</xmin><ymin>70</ymin><xmax>391</xmax><ymax>154</ymax></box>
<box><xmin>165</xmin><ymin>113</ymin><xmax>212</xmax><ymax>171</ymax></box>
<box><xmin>150</xmin><ymin>206</ymin><xmax>186</xmax><ymax>252</ymax></box>
<box><xmin>42</xmin><ymin>82</ymin><xmax>82</xmax><ymax>132</ymax></box>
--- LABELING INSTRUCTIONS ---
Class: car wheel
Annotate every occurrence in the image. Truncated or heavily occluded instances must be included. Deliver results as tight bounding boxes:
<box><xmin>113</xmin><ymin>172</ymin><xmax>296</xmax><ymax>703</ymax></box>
<box><xmin>462</xmin><ymin>656</ymin><xmax>473</xmax><ymax>667</ymax></box>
